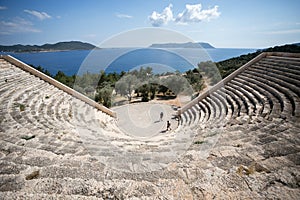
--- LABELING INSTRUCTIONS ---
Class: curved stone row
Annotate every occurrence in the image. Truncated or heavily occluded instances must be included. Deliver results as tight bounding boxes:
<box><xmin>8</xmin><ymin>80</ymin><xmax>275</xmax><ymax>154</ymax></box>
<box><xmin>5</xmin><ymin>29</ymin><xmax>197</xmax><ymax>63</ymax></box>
<box><xmin>0</xmin><ymin>58</ymin><xmax>121</xmax><ymax>157</ymax></box>
<box><xmin>179</xmin><ymin>53</ymin><xmax>300</xmax><ymax>128</ymax></box>
<box><xmin>1</xmin><ymin>118</ymin><xmax>299</xmax><ymax>198</ymax></box>
<box><xmin>0</xmin><ymin>59</ymin><xmax>116</xmax><ymax>130</ymax></box>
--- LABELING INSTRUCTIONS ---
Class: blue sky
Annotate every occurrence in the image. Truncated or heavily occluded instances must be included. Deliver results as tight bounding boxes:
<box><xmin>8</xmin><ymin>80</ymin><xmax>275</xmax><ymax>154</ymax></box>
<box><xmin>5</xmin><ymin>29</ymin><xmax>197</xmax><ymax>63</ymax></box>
<box><xmin>0</xmin><ymin>0</ymin><xmax>299</xmax><ymax>48</ymax></box>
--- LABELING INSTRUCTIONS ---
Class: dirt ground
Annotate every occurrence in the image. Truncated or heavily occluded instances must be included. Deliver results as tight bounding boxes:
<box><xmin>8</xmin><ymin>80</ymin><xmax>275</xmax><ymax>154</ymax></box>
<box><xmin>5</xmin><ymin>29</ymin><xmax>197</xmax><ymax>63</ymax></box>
<box><xmin>112</xmin><ymin>93</ymin><xmax>192</xmax><ymax>109</ymax></box>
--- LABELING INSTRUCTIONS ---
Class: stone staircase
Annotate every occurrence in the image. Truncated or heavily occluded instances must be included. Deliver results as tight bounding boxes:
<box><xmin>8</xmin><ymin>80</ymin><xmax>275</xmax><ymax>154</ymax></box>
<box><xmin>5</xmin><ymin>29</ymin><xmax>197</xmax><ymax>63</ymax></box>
<box><xmin>0</xmin><ymin>53</ymin><xmax>300</xmax><ymax>199</ymax></box>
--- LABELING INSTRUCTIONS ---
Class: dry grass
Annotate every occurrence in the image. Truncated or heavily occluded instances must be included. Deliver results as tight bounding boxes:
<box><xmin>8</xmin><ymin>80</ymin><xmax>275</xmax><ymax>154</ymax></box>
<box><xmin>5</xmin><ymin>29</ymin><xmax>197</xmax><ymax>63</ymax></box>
<box><xmin>236</xmin><ymin>164</ymin><xmax>255</xmax><ymax>176</ymax></box>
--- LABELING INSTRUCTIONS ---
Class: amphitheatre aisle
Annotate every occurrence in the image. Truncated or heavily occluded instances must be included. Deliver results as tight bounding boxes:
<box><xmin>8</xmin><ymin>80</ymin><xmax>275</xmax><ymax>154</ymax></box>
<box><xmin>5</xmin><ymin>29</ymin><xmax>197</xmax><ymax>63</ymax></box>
<box><xmin>0</xmin><ymin>52</ymin><xmax>299</xmax><ymax>199</ymax></box>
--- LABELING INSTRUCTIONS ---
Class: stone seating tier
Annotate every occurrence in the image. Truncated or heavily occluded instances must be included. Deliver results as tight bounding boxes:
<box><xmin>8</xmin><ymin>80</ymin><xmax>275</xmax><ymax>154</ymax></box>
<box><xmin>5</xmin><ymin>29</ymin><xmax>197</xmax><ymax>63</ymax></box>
<box><xmin>0</xmin><ymin>53</ymin><xmax>299</xmax><ymax>199</ymax></box>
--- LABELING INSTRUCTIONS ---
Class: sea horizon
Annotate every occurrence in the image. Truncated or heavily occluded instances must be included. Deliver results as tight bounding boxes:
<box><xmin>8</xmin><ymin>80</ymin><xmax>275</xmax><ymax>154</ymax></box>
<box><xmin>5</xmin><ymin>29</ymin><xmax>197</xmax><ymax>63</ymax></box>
<box><xmin>2</xmin><ymin>47</ymin><xmax>257</xmax><ymax>76</ymax></box>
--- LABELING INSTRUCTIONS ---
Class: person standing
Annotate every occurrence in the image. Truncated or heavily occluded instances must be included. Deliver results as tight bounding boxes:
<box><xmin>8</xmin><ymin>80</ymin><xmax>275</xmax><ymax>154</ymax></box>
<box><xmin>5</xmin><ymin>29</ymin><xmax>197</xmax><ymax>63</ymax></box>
<box><xmin>160</xmin><ymin>112</ymin><xmax>164</xmax><ymax>121</ymax></box>
<box><xmin>166</xmin><ymin>120</ymin><xmax>171</xmax><ymax>131</ymax></box>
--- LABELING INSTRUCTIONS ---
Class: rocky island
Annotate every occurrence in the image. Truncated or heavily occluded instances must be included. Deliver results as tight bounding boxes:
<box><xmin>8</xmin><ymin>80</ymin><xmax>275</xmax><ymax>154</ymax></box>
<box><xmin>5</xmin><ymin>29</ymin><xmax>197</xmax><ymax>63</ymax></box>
<box><xmin>149</xmin><ymin>42</ymin><xmax>215</xmax><ymax>49</ymax></box>
<box><xmin>0</xmin><ymin>41</ymin><xmax>96</xmax><ymax>53</ymax></box>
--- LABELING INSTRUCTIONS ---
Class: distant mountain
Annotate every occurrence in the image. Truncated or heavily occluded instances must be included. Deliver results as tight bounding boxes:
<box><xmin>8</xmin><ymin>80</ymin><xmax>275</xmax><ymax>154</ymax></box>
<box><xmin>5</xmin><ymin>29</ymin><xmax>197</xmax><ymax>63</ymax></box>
<box><xmin>293</xmin><ymin>42</ymin><xmax>300</xmax><ymax>46</ymax></box>
<box><xmin>149</xmin><ymin>42</ymin><xmax>215</xmax><ymax>49</ymax></box>
<box><xmin>0</xmin><ymin>41</ymin><xmax>96</xmax><ymax>52</ymax></box>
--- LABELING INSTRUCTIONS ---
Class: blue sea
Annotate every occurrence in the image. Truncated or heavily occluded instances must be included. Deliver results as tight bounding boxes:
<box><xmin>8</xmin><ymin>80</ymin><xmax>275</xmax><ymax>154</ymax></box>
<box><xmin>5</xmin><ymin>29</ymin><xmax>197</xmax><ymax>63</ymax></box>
<box><xmin>4</xmin><ymin>48</ymin><xmax>257</xmax><ymax>76</ymax></box>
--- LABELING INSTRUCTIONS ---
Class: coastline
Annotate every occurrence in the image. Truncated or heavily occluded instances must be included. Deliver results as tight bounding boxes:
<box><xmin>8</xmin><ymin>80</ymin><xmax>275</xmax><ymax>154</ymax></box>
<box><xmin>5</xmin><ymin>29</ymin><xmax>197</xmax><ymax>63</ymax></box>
<box><xmin>1</xmin><ymin>48</ymin><xmax>100</xmax><ymax>54</ymax></box>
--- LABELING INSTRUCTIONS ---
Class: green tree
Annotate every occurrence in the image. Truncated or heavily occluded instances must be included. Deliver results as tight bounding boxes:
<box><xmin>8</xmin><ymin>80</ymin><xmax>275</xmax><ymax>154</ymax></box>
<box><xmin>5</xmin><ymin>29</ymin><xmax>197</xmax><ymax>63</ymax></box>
<box><xmin>184</xmin><ymin>69</ymin><xmax>204</xmax><ymax>92</ymax></box>
<box><xmin>115</xmin><ymin>74</ymin><xmax>138</xmax><ymax>101</ymax></box>
<box><xmin>158</xmin><ymin>85</ymin><xmax>169</xmax><ymax>96</ymax></box>
<box><xmin>198</xmin><ymin>61</ymin><xmax>221</xmax><ymax>85</ymax></box>
<box><xmin>54</xmin><ymin>71</ymin><xmax>75</xmax><ymax>88</ymax></box>
<box><xmin>95</xmin><ymin>85</ymin><xmax>113</xmax><ymax>107</ymax></box>
<box><xmin>149</xmin><ymin>83</ymin><xmax>158</xmax><ymax>100</ymax></box>
<box><xmin>35</xmin><ymin>65</ymin><xmax>52</xmax><ymax>77</ymax></box>
<box><xmin>161</xmin><ymin>75</ymin><xmax>193</xmax><ymax>96</ymax></box>
<box><xmin>139</xmin><ymin>84</ymin><xmax>150</xmax><ymax>102</ymax></box>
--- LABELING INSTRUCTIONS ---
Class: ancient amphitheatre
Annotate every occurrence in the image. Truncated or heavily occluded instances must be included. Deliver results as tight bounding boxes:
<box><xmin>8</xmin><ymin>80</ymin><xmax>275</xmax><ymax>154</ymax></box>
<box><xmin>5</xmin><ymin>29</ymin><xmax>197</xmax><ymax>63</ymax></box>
<box><xmin>0</xmin><ymin>52</ymin><xmax>299</xmax><ymax>199</ymax></box>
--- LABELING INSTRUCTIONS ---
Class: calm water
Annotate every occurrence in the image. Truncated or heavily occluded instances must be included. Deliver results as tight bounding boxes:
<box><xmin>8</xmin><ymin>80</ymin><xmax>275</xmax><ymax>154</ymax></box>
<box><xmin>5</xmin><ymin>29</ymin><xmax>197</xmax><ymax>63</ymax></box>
<box><xmin>5</xmin><ymin>48</ymin><xmax>257</xmax><ymax>76</ymax></box>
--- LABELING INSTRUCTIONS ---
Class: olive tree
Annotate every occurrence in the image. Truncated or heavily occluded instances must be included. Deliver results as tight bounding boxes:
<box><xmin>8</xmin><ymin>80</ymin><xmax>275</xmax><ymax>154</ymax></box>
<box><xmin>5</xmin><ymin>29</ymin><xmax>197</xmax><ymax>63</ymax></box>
<box><xmin>115</xmin><ymin>74</ymin><xmax>138</xmax><ymax>101</ymax></box>
<box><xmin>161</xmin><ymin>75</ymin><xmax>193</xmax><ymax>96</ymax></box>
<box><xmin>95</xmin><ymin>84</ymin><xmax>113</xmax><ymax>107</ymax></box>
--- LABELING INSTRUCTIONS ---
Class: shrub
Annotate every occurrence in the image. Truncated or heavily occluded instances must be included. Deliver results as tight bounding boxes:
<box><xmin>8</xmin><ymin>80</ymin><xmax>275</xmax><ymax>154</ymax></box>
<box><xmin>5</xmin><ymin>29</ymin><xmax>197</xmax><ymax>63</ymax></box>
<box><xmin>21</xmin><ymin>135</ymin><xmax>35</xmax><ymax>140</ymax></box>
<box><xmin>14</xmin><ymin>103</ymin><xmax>25</xmax><ymax>112</ymax></box>
<box><xmin>194</xmin><ymin>140</ymin><xmax>205</xmax><ymax>144</ymax></box>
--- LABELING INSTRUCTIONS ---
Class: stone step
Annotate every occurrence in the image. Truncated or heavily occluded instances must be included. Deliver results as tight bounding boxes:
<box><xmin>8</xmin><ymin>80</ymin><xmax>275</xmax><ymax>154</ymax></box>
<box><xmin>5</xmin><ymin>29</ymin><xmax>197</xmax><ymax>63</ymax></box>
<box><xmin>31</xmin><ymin>90</ymin><xmax>71</xmax><ymax>127</ymax></box>
<box><xmin>250</xmin><ymin>66</ymin><xmax>300</xmax><ymax>93</ymax></box>
<box><xmin>237</xmin><ymin>74</ymin><xmax>277</xmax><ymax>117</ymax></box>
<box><xmin>21</xmin><ymin>177</ymin><xmax>109</xmax><ymax>197</ymax></box>
<box><xmin>198</xmin><ymin>101</ymin><xmax>209</xmax><ymax>123</ymax></box>
<box><xmin>209</xmin><ymin>94</ymin><xmax>227</xmax><ymax>126</ymax></box>
<box><xmin>0</xmin><ymin>76</ymin><xmax>40</xmax><ymax>102</ymax></box>
<box><xmin>265</xmin><ymin>56</ymin><xmax>300</xmax><ymax>65</ymax></box>
<box><xmin>225</xmin><ymin>85</ymin><xmax>248</xmax><ymax>115</ymax></box>
<box><xmin>14</xmin><ymin>84</ymin><xmax>63</xmax><ymax>130</ymax></box>
<box><xmin>206</xmin><ymin>96</ymin><xmax>217</xmax><ymax>119</ymax></box>
<box><xmin>234</xmin><ymin>76</ymin><xmax>268</xmax><ymax>115</ymax></box>
<box><xmin>241</xmin><ymin>72</ymin><xmax>287</xmax><ymax>117</ymax></box>
<box><xmin>187</xmin><ymin>105</ymin><xmax>199</xmax><ymax>128</ymax></box>
<box><xmin>180</xmin><ymin>111</ymin><xmax>189</xmax><ymax>127</ymax></box>
<box><xmin>254</xmin><ymin>63</ymin><xmax>300</xmax><ymax>80</ymax></box>
<box><xmin>213</xmin><ymin>91</ymin><xmax>231</xmax><ymax>118</ymax></box>
<box><xmin>227</xmin><ymin>82</ymin><xmax>256</xmax><ymax>116</ymax></box>
<box><xmin>211</xmin><ymin>97</ymin><xmax>224</xmax><ymax>121</ymax></box>
<box><xmin>218</xmin><ymin>88</ymin><xmax>239</xmax><ymax>118</ymax></box>
<box><xmin>260</xmin><ymin>59</ymin><xmax>300</xmax><ymax>74</ymax></box>
<box><xmin>185</xmin><ymin>108</ymin><xmax>194</xmax><ymax>127</ymax></box>
<box><xmin>0</xmin><ymin>72</ymin><xmax>32</xmax><ymax>91</ymax></box>
<box><xmin>192</xmin><ymin>104</ymin><xmax>201</xmax><ymax>125</ymax></box>
<box><xmin>201</xmin><ymin>98</ymin><xmax>213</xmax><ymax>122</ymax></box>
<box><xmin>2</xmin><ymin>86</ymin><xmax>48</xmax><ymax>129</ymax></box>
<box><xmin>1</xmin><ymin>127</ymin><xmax>86</xmax><ymax>157</ymax></box>
<box><xmin>55</xmin><ymin>95</ymin><xmax>74</xmax><ymax>125</ymax></box>
<box><xmin>0</xmin><ymin>191</ymin><xmax>100</xmax><ymax>199</ymax></box>
<box><xmin>245</xmin><ymin>69</ymin><xmax>298</xmax><ymax>116</ymax></box>
<box><xmin>230</xmin><ymin>79</ymin><xmax>261</xmax><ymax>109</ymax></box>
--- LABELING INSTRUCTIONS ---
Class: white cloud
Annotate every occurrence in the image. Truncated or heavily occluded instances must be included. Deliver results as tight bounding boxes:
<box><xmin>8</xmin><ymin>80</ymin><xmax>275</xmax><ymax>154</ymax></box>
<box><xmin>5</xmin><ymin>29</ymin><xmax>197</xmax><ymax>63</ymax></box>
<box><xmin>116</xmin><ymin>13</ymin><xmax>133</xmax><ymax>19</ymax></box>
<box><xmin>0</xmin><ymin>17</ymin><xmax>41</xmax><ymax>35</ymax></box>
<box><xmin>24</xmin><ymin>9</ymin><xmax>51</xmax><ymax>20</ymax></box>
<box><xmin>175</xmin><ymin>4</ymin><xmax>220</xmax><ymax>24</ymax></box>
<box><xmin>149</xmin><ymin>4</ymin><xmax>173</xmax><ymax>27</ymax></box>
<box><xmin>149</xmin><ymin>4</ymin><xmax>220</xmax><ymax>26</ymax></box>
<box><xmin>0</xmin><ymin>6</ymin><xmax>7</xmax><ymax>10</ymax></box>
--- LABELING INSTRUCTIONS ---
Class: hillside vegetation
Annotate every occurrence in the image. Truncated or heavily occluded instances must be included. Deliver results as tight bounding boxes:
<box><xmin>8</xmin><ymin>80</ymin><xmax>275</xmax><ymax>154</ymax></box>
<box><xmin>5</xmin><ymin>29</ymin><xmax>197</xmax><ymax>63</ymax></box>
<box><xmin>0</xmin><ymin>41</ymin><xmax>96</xmax><ymax>52</ymax></box>
<box><xmin>216</xmin><ymin>44</ymin><xmax>300</xmax><ymax>78</ymax></box>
